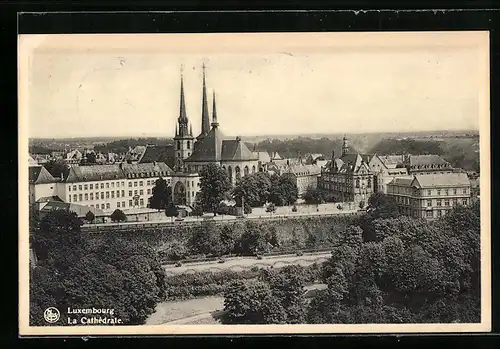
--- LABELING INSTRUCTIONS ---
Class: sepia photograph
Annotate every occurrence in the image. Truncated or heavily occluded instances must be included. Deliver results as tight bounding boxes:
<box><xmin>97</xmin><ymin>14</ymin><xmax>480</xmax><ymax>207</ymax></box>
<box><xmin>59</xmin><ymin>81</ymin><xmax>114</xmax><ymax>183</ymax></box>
<box><xmin>18</xmin><ymin>31</ymin><xmax>491</xmax><ymax>335</ymax></box>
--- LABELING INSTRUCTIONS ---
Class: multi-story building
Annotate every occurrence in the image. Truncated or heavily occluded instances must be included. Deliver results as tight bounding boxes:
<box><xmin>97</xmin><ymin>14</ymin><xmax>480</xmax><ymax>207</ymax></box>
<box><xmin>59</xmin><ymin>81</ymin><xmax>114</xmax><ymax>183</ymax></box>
<box><xmin>62</xmin><ymin>162</ymin><xmax>173</xmax><ymax>213</ymax></box>
<box><xmin>318</xmin><ymin>136</ymin><xmax>375</xmax><ymax>203</ymax></box>
<box><xmin>368</xmin><ymin>154</ymin><xmax>409</xmax><ymax>194</ymax></box>
<box><xmin>286</xmin><ymin>162</ymin><xmax>322</xmax><ymax>196</ymax></box>
<box><xmin>386</xmin><ymin>172</ymin><xmax>471</xmax><ymax>220</ymax></box>
<box><xmin>29</xmin><ymin>162</ymin><xmax>60</xmax><ymax>206</ymax></box>
<box><xmin>403</xmin><ymin>154</ymin><xmax>455</xmax><ymax>175</ymax></box>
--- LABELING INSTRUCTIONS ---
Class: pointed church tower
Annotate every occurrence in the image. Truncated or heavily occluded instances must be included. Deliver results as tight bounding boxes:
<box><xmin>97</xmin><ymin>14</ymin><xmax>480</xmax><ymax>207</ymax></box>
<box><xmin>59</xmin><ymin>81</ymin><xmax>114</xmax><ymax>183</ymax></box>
<box><xmin>211</xmin><ymin>90</ymin><xmax>219</xmax><ymax>128</ymax></box>
<box><xmin>173</xmin><ymin>68</ymin><xmax>194</xmax><ymax>171</ymax></box>
<box><xmin>342</xmin><ymin>134</ymin><xmax>349</xmax><ymax>156</ymax></box>
<box><xmin>197</xmin><ymin>63</ymin><xmax>211</xmax><ymax>142</ymax></box>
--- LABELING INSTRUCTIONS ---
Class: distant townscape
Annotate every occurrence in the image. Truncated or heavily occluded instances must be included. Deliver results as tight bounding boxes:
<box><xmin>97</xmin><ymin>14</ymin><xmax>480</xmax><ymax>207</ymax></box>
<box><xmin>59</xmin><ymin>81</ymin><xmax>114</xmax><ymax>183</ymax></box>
<box><xmin>28</xmin><ymin>64</ymin><xmax>482</xmax><ymax>327</ymax></box>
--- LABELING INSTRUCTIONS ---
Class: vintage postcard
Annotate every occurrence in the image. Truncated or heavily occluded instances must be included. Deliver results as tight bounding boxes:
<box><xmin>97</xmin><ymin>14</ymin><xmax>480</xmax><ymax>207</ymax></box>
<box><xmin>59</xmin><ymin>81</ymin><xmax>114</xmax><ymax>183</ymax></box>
<box><xmin>19</xmin><ymin>31</ymin><xmax>491</xmax><ymax>336</ymax></box>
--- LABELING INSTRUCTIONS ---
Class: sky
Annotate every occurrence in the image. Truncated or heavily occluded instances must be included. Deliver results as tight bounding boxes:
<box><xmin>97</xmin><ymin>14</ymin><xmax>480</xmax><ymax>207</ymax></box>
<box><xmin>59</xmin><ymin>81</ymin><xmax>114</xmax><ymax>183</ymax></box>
<box><xmin>21</xmin><ymin>32</ymin><xmax>488</xmax><ymax>139</ymax></box>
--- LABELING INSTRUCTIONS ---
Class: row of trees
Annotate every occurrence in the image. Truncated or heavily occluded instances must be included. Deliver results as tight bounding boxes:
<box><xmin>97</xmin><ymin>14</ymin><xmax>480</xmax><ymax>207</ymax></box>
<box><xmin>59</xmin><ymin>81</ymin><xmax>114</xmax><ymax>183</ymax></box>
<box><xmin>221</xmin><ymin>196</ymin><xmax>481</xmax><ymax>324</ymax></box>
<box><xmin>147</xmin><ymin>164</ymin><xmax>299</xmax><ymax>218</ymax></box>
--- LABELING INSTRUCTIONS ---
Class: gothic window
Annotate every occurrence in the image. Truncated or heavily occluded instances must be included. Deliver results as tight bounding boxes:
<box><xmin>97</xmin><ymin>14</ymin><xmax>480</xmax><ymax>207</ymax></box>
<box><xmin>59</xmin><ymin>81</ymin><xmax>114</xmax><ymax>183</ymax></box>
<box><xmin>177</xmin><ymin>141</ymin><xmax>181</xmax><ymax>150</ymax></box>
<box><xmin>244</xmin><ymin>166</ymin><xmax>249</xmax><ymax>176</ymax></box>
<box><xmin>252</xmin><ymin>165</ymin><xmax>256</xmax><ymax>173</ymax></box>
<box><xmin>367</xmin><ymin>177</ymin><xmax>371</xmax><ymax>188</ymax></box>
<box><xmin>187</xmin><ymin>141</ymin><xmax>191</xmax><ymax>149</ymax></box>
<box><xmin>235</xmin><ymin>166</ymin><xmax>241</xmax><ymax>181</ymax></box>
<box><xmin>355</xmin><ymin>178</ymin><xmax>360</xmax><ymax>188</ymax></box>
<box><xmin>228</xmin><ymin>166</ymin><xmax>233</xmax><ymax>181</ymax></box>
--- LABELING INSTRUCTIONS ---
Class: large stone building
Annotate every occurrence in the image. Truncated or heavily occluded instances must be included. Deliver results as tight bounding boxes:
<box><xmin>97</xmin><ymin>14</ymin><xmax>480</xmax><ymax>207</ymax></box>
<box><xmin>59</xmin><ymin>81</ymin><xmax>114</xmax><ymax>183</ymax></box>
<box><xmin>368</xmin><ymin>155</ymin><xmax>409</xmax><ymax>194</ymax></box>
<box><xmin>386</xmin><ymin>172</ymin><xmax>471</xmax><ymax>220</ymax></box>
<box><xmin>318</xmin><ymin>136</ymin><xmax>375</xmax><ymax>203</ymax></box>
<box><xmin>285</xmin><ymin>162</ymin><xmax>322</xmax><ymax>196</ymax></box>
<box><xmin>29</xmin><ymin>159</ymin><xmax>173</xmax><ymax>214</ymax></box>
<box><xmin>169</xmin><ymin>65</ymin><xmax>259</xmax><ymax>206</ymax></box>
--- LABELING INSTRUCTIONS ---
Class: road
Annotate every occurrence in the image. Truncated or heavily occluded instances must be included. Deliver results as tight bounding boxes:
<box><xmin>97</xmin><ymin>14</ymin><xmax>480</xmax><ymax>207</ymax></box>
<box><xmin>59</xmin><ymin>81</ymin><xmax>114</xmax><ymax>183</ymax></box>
<box><xmin>163</xmin><ymin>252</ymin><xmax>332</xmax><ymax>275</ymax></box>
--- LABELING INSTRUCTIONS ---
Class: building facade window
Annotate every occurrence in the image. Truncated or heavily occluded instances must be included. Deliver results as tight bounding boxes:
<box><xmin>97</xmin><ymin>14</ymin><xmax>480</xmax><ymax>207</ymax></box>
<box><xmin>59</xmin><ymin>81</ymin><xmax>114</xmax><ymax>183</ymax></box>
<box><xmin>73</xmin><ymin>194</ymin><xmax>77</xmax><ymax>202</ymax></box>
<box><xmin>128</xmin><ymin>182</ymin><xmax>132</xmax><ymax>187</ymax></box>
<box><xmin>462</xmin><ymin>199</ymin><xmax>468</xmax><ymax>205</ymax></box>
<box><xmin>444</xmin><ymin>200</ymin><xmax>450</xmax><ymax>206</ymax></box>
<box><xmin>426</xmin><ymin>210</ymin><xmax>433</xmax><ymax>217</ymax></box>
<box><xmin>84</xmin><ymin>193</ymin><xmax>88</xmax><ymax>200</ymax></box>
<box><xmin>121</xmin><ymin>190</ymin><xmax>125</xmax><ymax>197</ymax></box>
<box><xmin>90</xmin><ymin>184</ymin><xmax>93</xmax><ymax>190</ymax></box>
<box><xmin>134</xmin><ymin>182</ymin><xmax>137</xmax><ymax>187</ymax></box>
<box><xmin>101</xmin><ymin>192</ymin><xmax>104</xmax><ymax>199</ymax></box>
<box><xmin>79</xmin><ymin>194</ymin><xmax>83</xmax><ymax>201</ymax></box>
<box><xmin>106</xmin><ymin>183</ymin><xmax>109</xmax><ymax>188</ymax></box>
<box><xmin>140</xmin><ymin>198</ymin><xmax>144</xmax><ymax>206</ymax></box>
<box><xmin>79</xmin><ymin>185</ymin><xmax>82</xmax><ymax>191</ymax></box>
<box><xmin>101</xmin><ymin>183</ymin><xmax>104</xmax><ymax>189</ymax></box>
<box><xmin>84</xmin><ymin>184</ymin><xmax>88</xmax><ymax>190</ymax></box>
<box><xmin>427</xmin><ymin>200</ymin><xmax>432</xmax><ymax>207</ymax></box>
<box><xmin>90</xmin><ymin>193</ymin><xmax>94</xmax><ymax>200</ymax></box>
<box><xmin>106</xmin><ymin>203</ymin><xmax>110</xmax><ymax>209</ymax></box>
<box><xmin>437</xmin><ymin>199</ymin><xmax>442</xmax><ymax>207</ymax></box>
<box><xmin>140</xmin><ymin>189</ymin><xmax>144</xmax><ymax>195</ymax></box>
<box><xmin>140</xmin><ymin>181</ymin><xmax>143</xmax><ymax>186</ymax></box>
<box><xmin>117</xmin><ymin>202</ymin><xmax>121</xmax><ymax>208</ymax></box>
<box><xmin>129</xmin><ymin>200</ymin><xmax>133</xmax><ymax>207</ymax></box>
<box><xmin>101</xmin><ymin>204</ymin><xmax>105</xmax><ymax>209</ymax></box>
<box><xmin>106</xmin><ymin>192</ymin><xmax>110</xmax><ymax>199</ymax></box>
<box><xmin>73</xmin><ymin>185</ymin><xmax>77</xmax><ymax>191</ymax></box>
<box><xmin>111</xmin><ymin>191</ymin><xmax>115</xmax><ymax>198</ymax></box>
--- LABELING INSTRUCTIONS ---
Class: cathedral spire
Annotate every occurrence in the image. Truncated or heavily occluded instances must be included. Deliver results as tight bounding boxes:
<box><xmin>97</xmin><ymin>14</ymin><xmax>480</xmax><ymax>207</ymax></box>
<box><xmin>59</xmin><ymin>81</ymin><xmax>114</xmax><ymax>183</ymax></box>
<box><xmin>211</xmin><ymin>90</ymin><xmax>219</xmax><ymax>128</ymax></box>
<box><xmin>175</xmin><ymin>67</ymin><xmax>191</xmax><ymax>138</ymax></box>
<box><xmin>179</xmin><ymin>68</ymin><xmax>187</xmax><ymax>122</ymax></box>
<box><xmin>201</xmin><ymin>63</ymin><xmax>211</xmax><ymax>135</ymax></box>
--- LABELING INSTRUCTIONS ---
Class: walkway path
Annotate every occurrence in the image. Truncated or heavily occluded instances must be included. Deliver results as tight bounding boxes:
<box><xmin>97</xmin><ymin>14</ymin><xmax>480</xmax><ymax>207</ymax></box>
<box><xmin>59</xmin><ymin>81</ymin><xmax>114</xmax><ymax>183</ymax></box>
<box><xmin>164</xmin><ymin>252</ymin><xmax>332</xmax><ymax>275</ymax></box>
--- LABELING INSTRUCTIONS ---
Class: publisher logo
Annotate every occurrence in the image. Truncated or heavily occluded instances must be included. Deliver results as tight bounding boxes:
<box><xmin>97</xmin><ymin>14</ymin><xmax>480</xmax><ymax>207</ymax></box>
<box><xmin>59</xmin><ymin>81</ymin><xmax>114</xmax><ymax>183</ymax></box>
<box><xmin>44</xmin><ymin>307</ymin><xmax>60</xmax><ymax>323</ymax></box>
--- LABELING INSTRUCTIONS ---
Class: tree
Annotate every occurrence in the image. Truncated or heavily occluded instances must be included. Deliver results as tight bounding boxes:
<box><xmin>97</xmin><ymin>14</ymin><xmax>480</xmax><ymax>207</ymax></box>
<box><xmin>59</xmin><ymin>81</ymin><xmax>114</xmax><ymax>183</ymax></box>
<box><xmin>31</xmin><ymin>209</ymin><xmax>85</xmax><ymax>267</ymax></box>
<box><xmin>110</xmin><ymin>209</ymin><xmax>126</xmax><ymax>223</ymax></box>
<box><xmin>149</xmin><ymin>178</ymin><xmax>172</xmax><ymax>211</ymax></box>
<box><xmin>29</xmin><ymin>209</ymin><xmax>167</xmax><ymax>326</ymax></box>
<box><xmin>198</xmin><ymin>164</ymin><xmax>232</xmax><ymax>216</ymax></box>
<box><xmin>217</xmin><ymin>202</ymin><xmax>229</xmax><ymax>217</ymax></box>
<box><xmin>165</xmin><ymin>202</ymin><xmax>179</xmax><ymax>222</ymax></box>
<box><xmin>302</xmin><ymin>186</ymin><xmax>323</xmax><ymax>205</ymax></box>
<box><xmin>266</xmin><ymin>203</ymin><xmax>276</xmax><ymax>215</ymax></box>
<box><xmin>269</xmin><ymin>173</ymin><xmax>298</xmax><ymax>206</ymax></box>
<box><xmin>43</xmin><ymin>159</ymin><xmax>70</xmax><ymax>180</ymax></box>
<box><xmin>191</xmin><ymin>202</ymin><xmax>204</xmax><ymax>219</ymax></box>
<box><xmin>234</xmin><ymin>172</ymin><xmax>272</xmax><ymax>207</ymax></box>
<box><xmin>223</xmin><ymin>279</ymin><xmax>287</xmax><ymax>324</ymax></box>
<box><xmin>85</xmin><ymin>211</ymin><xmax>95</xmax><ymax>223</ymax></box>
<box><xmin>366</xmin><ymin>192</ymin><xmax>400</xmax><ymax>219</ymax></box>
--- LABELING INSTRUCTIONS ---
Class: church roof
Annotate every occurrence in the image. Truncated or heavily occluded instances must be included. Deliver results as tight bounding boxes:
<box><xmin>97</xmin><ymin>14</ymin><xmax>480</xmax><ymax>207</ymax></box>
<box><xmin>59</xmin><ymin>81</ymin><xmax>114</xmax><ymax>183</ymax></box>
<box><xmin>29</xmin><ymin>166</ymin><xmax>57</xmax><ymax>184</ymax></box>
<box><xmin>221</xmin><ymin>138</ymin><xmax>258</xmax><ymax>161</ymax></box>
<box><xmin>185</xmin><ymin>126</ymin><xmax>225</xmax><ymax>162</ymax></box>
<box><xmin>138</xmin><ymin>145</ymin><xmax>175</xmax><ymax>169</ymax></box>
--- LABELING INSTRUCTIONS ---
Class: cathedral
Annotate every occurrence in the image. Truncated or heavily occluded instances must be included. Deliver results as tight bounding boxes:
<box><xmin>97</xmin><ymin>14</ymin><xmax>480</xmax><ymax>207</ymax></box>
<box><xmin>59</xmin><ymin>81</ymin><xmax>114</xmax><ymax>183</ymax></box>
<box><xmin>169</xmin><ymin>65</ymin><xmax>259</xmax><ymax>206</ymax></box>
